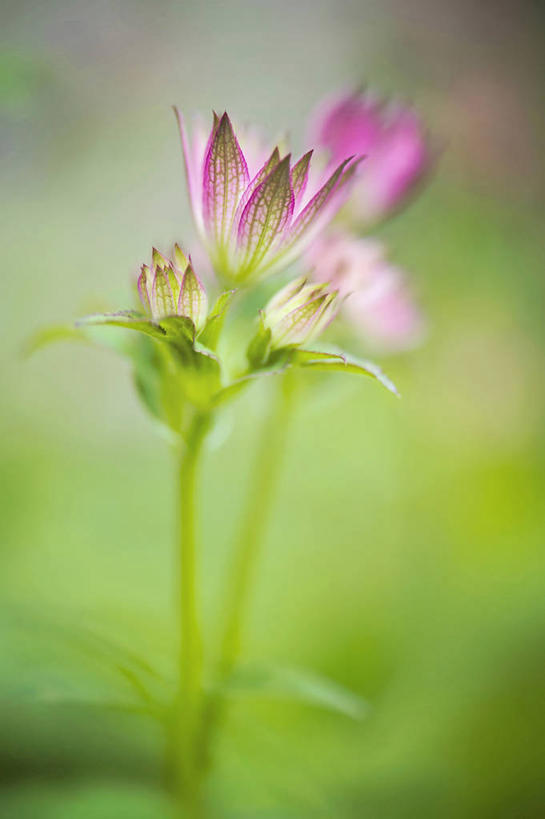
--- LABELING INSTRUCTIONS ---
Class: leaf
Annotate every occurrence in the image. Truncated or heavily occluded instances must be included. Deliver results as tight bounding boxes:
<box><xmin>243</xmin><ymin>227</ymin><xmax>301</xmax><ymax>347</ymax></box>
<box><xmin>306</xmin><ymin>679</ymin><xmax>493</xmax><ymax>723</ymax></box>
<box><xmin>246</xmin><ymin>317</ymin><xmax>272</xmax><ymax>369</ymax></box>
<box><xmin>293</xmin><ymin>348</ymin><xmax>399</xmax><ymax>396</ymax></box>
<box><xmin>24</xmin><ymin>321</ymin><xmax>136</xmax><ymax>359</ymax></box>
<box><xmin>220</xmin><ymin>663</ymin><xmax>369</xmax><ymax>720</ymax></box>
<box><xmin>197</xmin><ymin>289</ymin><xmax>236</xmax><ymax>350</ymax></box>
<box><xmin>237</xmin><ymin>155</ymin><xmax>294</xmax><ymax>273</ymax></box>
<box><xmin>76</xmin><ymin>311</ymin><xmax>167</xmax><ymax>340</ymax></box>
<box><xmin>202</xmin><ymin>111</ymin><xmax>250</xmax><ymax>245</ymax></box>
<box><xmin>158</xmin><ymin>314</ymin><xmax>195</xmax><ymax>345</ymax></box>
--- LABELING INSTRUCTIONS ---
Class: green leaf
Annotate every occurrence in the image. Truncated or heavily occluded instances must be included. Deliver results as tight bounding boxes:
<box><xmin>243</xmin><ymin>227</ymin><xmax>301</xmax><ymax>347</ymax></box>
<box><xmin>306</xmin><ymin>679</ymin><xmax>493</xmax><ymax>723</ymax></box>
<box><xmin>24</xmin><ymin>321</ymin><xmax>138</xmax><ymax>359</ymax></box>
<box><xmin>76</xmin><ymin>310</ymin><xmax>167</xmax><ymax>340</ymax></box>
<box><xmin>293</xmin><ymin>349</ymin><xmax>399</xmax><ymax>396</ymax></box>
<box><xmin>220</xmin><ymin>663</ymin><xmax>369</xmax><ymax>720</ymax></box>
<box><xmin>158</xmin><ymin>314</ymin><xmax>195</xmax><ymax>345</ymax></box>
<box><xmin>246</xmin><ymin>316</ymin><xmax>272</xmax><ymax>369</ymax></box>
<box><xmin>198</xmin><ymin>289</ymin><xmax>236</xmax><ymax>350</ymax></box>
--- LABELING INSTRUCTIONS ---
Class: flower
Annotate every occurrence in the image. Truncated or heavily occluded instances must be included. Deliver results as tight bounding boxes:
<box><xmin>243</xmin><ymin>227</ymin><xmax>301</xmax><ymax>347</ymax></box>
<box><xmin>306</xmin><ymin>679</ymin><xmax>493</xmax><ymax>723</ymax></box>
<box><xmin>307</xmin><ymin>232</ymin><xmax>425</xmax><ymax>352</ymax></box>
<box><xmin>138</xmin><ymin>245</ymin><xmax>208</xmax><ymax>330</ymax></box>
<box><xmin>174</xmin><ymin>109</ymin><xmax>361</xmax><ymax>283</ymax></box>
<box><xmin>309</xmin><ymin>88</ymin><xmax>429</xmax><ymax>226</ymax></box>
<box><xmin>262</xmin><ymin>275</ymin><xmax>340</xmax><ymax>349</ymax></box>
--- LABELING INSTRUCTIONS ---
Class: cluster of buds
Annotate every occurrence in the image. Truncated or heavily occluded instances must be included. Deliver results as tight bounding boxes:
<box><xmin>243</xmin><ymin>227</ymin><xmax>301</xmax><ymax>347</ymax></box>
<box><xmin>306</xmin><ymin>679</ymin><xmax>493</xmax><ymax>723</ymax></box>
<box><xmin>310</xmin><ymin>88</ymin><xmax>429</xmax><ymax>227</ymax></box>
<box><xmin>138</xmin><ymin>245</ymin><xmax>208</xmax><ymax>331</ymax></box>
<box><xmin>262</xmin><ymin>276</ymin><xmax>340</xmax><ymax>350</ymax></box>
<box><xmin>175</xmin><ymin>109</ymin><xmax>361</xmax><ymax>283</ymax></box>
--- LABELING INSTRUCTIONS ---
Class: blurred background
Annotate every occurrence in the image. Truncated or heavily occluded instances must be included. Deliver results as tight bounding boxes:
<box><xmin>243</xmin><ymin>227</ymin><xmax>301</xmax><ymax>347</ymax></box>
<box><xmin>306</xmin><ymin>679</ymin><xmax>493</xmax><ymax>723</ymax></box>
<box><xmin>1</xmin><ymin>0</ymin><xmax>545</xmax><ymax>816</ymax></box>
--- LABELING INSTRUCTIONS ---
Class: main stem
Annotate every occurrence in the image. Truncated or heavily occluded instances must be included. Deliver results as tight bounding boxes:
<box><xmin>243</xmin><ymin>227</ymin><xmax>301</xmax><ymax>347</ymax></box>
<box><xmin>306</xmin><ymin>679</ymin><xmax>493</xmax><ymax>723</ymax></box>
<box><xmin>175</xmin><ymin>410</ymin><xmax>210</xmax><ymax>817</ymax></box>
<box><xmin>218</xmin><ymin>371</ymin><xmax>295</xmax><ymax>680</ymax></box>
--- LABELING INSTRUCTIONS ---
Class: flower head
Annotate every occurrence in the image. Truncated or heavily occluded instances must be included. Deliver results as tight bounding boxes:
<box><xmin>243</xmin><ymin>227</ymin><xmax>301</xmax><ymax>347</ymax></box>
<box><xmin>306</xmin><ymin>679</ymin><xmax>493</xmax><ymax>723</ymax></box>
<box><xmin>138</xmin><ymin>245</ymin><xmax>208</xmax><ymax>330</ymax></box>
<box><xmin>310</xmin><ymin>89</ymin><xmax>429</xmax><ymax>226</ymax></box>
<box><xmin>174</xmin><ymin>109</ymin><xmax>361</xmax><ymax>283</ymax></box>
<box><xmin>262</xmin><ymin>275</ymin><xmax>340</xmax><ymax>349</ymax></box>
<box><xmin>307</xmin><ymin>232</ymin><xmax>425</xmax><ymax>351</ymax></box>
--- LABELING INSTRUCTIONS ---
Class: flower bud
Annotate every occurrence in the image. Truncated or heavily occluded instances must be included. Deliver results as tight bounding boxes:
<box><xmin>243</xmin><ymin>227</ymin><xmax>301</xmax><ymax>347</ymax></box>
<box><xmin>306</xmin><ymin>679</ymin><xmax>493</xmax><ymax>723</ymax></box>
<box><xmin>138</xmin><ymin>246</ymin><xmax>208</xmax><ymax>330</ymax></box>
<box><xmin>263</xmin><ymin>276</ymin><xmax>340</xmax><ymax>349</ymax></box>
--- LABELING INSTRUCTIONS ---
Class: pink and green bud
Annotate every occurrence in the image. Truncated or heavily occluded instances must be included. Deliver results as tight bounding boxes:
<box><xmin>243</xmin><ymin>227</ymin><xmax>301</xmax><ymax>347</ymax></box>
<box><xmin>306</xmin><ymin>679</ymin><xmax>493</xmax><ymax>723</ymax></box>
<box><xmin>138</xmin><ymin>245</ymin><xmax>208</xmax><ymax>329</ymax></box>
<box><xmin>309</xmin><ymin>88</ymin><xmax>430</xmax><ymax>226</ymax></box>
<box><xmin>307</xmin><ymin>232</ymin><xmax>425</xmax><ymax>352</ymax></box>
<box><xmin>174</xmin><ymin>108</ymin><xmax>361</xmax><ymax>283</ymax></box>
<box><xmin>263</xmin><ymin>276</ymin><xmax>340</xmax><ymax>349</ymax></box>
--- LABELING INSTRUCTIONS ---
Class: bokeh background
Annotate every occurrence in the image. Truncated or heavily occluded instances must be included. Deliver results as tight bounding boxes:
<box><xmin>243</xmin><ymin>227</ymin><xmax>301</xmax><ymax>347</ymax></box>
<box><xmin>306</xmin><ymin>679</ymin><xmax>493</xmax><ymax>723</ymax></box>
<box><xmin>2</xmin><ymin>0</ymin><xmax>545</xmax><ymax>816</ymax></box>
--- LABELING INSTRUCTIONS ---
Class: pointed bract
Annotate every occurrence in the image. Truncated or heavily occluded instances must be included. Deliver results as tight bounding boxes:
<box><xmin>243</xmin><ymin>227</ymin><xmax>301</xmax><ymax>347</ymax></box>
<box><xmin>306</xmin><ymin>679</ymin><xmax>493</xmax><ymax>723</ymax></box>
<box><xmin>178</xmin><ymin>262</ymin><xmax>208</xmax><ymax>331</ymax></box>
<box><xmin>202</xmin><ymin>112</ymin><xmax>250</xmax><ymax>246</ymax></box>
<box><xmin>262</xmin><ymin>276</ymin><xmax>339</xmax><ymax>350</ymax></box>
<box><xmin>237</xmin><ymin>155</ymin><xmax>294</xmax><ymax>273</ymax></box>
<box><xmin>290</xmin><ymin>150</ymin><xmax>313</xmax><ymax>208</ymax></box>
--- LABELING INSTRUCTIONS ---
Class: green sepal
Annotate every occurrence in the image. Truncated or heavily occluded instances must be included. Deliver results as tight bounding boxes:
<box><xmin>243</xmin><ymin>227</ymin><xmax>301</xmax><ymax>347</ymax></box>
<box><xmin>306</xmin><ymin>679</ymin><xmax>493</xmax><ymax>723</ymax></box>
<box><xmin>197</xmin><ymin>289</ymin><xmax>236</xmax><ymax>351</ymax></box>
<box><xmin>218</xmin><ymin>663</ymin><xmax>369</xmax><ymax>720</ymax></box>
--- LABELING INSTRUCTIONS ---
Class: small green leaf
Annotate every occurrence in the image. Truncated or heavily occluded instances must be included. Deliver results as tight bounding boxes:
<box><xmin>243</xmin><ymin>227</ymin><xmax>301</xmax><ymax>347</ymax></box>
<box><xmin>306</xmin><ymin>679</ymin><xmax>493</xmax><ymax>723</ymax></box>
<box><xmin>246</xmin><ymin>316</ymin><xmax>272</xmax><ymax>369</ymax></box>
<box><xmin>221</xmin><ymin>663</ymin><xmax>369</xmax><ymax>720</ymax></box>
<box><xmin>76</xmin><ymin>311</ymin><xmax>167</xmax><ymax>340</ymax></box>
<box><xmin>159</xmin><ymin>314</ymin><xmax>195</xmax><ymax>345</ymax></box>
<box><xmin>293</xmin><ymin>349</ymin><xmax>399</xmax><ymax>396</ymax></box>
<box><xmin>198</xmin><ymin>289</ymin><xmax>236</xmax><ymax>350</ymax></box>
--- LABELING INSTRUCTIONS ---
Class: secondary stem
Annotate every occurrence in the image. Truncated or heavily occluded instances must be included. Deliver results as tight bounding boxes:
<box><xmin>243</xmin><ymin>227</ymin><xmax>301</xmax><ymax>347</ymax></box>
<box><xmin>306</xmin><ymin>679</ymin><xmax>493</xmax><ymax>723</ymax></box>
<box><xmin>175</xmin><ymin>409</ymin><xmax>210</xmax><ymax>816</ymax></box>
<box><xmin>218</xmin><ymin>370</ymin><xmax>296</xmax><ymax>679</ymax></box>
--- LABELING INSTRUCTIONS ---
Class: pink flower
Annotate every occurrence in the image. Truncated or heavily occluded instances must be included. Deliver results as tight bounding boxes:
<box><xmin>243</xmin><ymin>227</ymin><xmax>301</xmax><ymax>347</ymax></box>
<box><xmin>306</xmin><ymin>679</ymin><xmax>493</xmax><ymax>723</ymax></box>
<box><xmin>307</xmin><ymin>232</ymin><xmax>425</xmax><ymax>352</ymax></box>
<box><xmin>174</xmin><ymin>109</ymin><xmax>361</xmax><ymax>283</ymax></box>
<box><xmin>310</xmin><ymin>89</ymin><xmax>430</xmax><ymax>226</ymax></box>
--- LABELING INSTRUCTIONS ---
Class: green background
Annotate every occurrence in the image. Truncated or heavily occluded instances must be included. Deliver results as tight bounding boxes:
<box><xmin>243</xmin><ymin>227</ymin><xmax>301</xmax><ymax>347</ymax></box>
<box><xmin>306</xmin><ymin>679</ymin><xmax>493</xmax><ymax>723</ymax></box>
<box><xmin>1</xmin><ymin>0</ymin><xmax>544</xmax><ymax>816</ymax></box>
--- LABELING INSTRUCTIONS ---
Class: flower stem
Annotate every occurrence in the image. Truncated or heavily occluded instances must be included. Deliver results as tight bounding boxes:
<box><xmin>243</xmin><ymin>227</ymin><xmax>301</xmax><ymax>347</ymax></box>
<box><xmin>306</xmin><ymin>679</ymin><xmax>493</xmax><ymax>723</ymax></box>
<box><xmin>173</xmin><ymin>409</ymin><xmax>211</xmax><ymax>817</ymax></box>
<box><xmin>218</xmin><ymin>370</ymin><xmax>296</xmax><ymax>679</ymax></box>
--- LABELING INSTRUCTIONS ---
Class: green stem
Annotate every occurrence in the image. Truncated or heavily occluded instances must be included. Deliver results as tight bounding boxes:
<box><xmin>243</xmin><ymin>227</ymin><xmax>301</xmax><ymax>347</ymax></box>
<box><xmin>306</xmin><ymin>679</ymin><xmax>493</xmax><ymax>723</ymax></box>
<box><xmin>219</xmin><ymin>371</ymin><xmax>296</xmax><ymax>679</ymax></box>
<box><xmin>174</xmin><ymin>409</ymin><xmax>211</xmax><ymax>817</ymax></box>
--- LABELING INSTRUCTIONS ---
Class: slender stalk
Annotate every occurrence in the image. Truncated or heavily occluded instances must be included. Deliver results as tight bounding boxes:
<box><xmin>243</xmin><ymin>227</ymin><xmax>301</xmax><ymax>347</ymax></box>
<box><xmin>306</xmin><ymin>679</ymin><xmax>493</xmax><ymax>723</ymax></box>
<box><xmin>219</xmin><ymin>370</ymin><xmax>296</xmax><ymax>679</ymax></box>
<box><xmin>173</xmin><ymin>409</ymin><xmax>211</xmax><ymax>817</ymax></box>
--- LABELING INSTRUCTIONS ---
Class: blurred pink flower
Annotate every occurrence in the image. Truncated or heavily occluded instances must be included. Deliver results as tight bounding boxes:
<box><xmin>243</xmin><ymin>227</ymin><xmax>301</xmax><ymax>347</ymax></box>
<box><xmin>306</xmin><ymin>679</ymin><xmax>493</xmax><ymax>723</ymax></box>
<box><xmin>307</xmin><ymin>232</ymin><xmax>425</xmax><ymax>352</ymax></box>
<box><xmin>309</xmin><ymin>89</ymin><xmax>430</xmax><ymax>226</ymax></box>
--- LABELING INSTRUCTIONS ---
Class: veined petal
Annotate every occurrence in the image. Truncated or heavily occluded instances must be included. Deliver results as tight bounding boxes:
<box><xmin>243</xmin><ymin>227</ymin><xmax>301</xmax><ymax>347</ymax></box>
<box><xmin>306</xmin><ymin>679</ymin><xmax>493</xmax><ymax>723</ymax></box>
<box><xmin>237</xmin><ymin>155</ymin><xmax>294</xmax><ymax>273</ymax></box>
<box><xmin>233</xmin><ymin>147</ymin><xmax>281</xmax><ymax>228</ymax></box>
<box><xmin>286</xmin><ymin>156</ymin><xmax>359</xmax><ymax>248</ymax></box>
<box><xmin>290</xmin><ymin>150</ymin><xmax>313</xmax><ymax>210</ymax></box>
<box><xmin>202</xmin><ymin>112</ymin><xmax>250</xmax><ymax>245</ymax></box>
